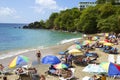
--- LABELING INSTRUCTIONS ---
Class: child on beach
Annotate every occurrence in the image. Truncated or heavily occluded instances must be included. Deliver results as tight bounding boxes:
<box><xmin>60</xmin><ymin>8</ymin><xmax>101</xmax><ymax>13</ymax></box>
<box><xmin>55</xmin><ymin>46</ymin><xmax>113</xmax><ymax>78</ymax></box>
<box><xmin>36</xmin><ymin>50</ymin><xmax>41</xmax><ymax>64</ymax></box>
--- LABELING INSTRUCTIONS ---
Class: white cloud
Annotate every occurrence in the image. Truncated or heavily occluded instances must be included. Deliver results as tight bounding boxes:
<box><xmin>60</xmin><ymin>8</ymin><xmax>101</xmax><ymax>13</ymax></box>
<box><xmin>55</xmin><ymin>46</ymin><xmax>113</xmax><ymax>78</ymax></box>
<box><xmin>35</xmin><ymin>0</ymin><xmax>58</xmax><ymax>9</ymax></box>
<box><xmin>0</xmin><ymin>7</ymin><xmax>16</xmax><ymax>16</ymax></box>
<box><xmin>34</xmin><ymin>0</ymin><xmax>68</xmax><ymax>13</ymax></box>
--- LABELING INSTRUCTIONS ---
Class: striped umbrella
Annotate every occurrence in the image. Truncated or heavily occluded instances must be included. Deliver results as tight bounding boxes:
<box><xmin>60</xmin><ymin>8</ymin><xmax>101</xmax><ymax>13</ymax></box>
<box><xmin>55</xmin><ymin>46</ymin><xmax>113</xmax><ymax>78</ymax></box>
<box><xmin>9</xmin><ymin>55</ymin><xmax>29</xmax><ymax>68</ymax></box>
<box><xmin>53</xmin><ymin>63</ymin><xmax>69</xmax><ymax>69</ymax></box>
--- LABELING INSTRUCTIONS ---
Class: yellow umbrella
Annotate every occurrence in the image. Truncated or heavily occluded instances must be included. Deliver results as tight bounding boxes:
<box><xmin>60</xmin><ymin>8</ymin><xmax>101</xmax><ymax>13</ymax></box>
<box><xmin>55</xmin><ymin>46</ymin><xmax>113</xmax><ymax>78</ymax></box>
<box><xmin>104</xmin><ymin>42</ymin><xmax>113</xmax><ymax>46</ymax></box>
<box><xmin>68</xmin><ymin>49</ymin><xmax>82</xmax><ymax>55</ymax></box>
<box><xmin>82</xmin><ymin>40</ymin><xmax>91</xmax><ymax>45</ymax></box>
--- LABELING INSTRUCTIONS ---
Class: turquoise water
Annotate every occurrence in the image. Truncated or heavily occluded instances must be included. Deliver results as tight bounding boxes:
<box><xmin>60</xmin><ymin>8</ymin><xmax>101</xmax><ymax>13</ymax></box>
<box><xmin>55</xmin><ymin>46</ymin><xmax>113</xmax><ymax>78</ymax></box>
<box><xmin>0</xmin><ymin>23</ymin><xmax>82</xmax><ymax>54</ymax></box>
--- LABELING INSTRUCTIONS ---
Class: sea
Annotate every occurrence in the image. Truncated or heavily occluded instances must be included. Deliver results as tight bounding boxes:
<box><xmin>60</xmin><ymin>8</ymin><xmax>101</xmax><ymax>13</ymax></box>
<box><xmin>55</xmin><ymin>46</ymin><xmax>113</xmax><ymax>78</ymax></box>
<box><xmin>0</xmin><ymin>23</ymin><xmax>82</xmax><ymax>59</ymax></box>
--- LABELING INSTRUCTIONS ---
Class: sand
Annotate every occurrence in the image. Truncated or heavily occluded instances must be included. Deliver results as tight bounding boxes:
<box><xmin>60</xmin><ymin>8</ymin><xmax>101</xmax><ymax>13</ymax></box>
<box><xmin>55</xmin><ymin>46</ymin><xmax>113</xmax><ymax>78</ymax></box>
<box><xmin>0</xmin><ymin>34</ymin><xmax>120</xmax><ymax>80</ymax></box>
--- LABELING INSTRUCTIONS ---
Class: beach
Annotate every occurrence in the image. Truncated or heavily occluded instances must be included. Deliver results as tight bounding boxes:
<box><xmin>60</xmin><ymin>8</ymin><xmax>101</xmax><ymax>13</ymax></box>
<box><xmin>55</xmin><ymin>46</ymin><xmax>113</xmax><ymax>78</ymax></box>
<box><xmin>0</xmin><ymin>34</ymin><xmax>120</xmax><ymax>80</ymax></box>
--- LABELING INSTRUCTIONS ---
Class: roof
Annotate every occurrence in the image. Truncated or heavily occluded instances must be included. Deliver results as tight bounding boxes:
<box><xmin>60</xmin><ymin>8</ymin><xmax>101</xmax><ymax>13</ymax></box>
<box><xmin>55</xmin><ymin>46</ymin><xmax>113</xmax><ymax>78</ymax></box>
<box><xmin>79</xmin><ymin>0</ymin><xmax>96</xmax><ymax>2</ymax></box>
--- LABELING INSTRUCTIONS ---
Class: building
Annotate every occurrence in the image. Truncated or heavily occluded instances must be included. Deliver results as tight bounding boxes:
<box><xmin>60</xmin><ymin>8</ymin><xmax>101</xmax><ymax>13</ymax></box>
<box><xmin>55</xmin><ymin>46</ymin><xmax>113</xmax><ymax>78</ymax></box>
<box><xmin>79</xmin><ymin>0</ymin><xmax>97</xmax><ymax>10</ymax></box>
<box><xmin>114</xmin><ymin>0</ymin><xmax>120</xmax><ymax>5</ymax></box>
<box><xmin>106</xmin><ymin>0</ymin><xmax>120</xmax><ymax>5</ymax></box>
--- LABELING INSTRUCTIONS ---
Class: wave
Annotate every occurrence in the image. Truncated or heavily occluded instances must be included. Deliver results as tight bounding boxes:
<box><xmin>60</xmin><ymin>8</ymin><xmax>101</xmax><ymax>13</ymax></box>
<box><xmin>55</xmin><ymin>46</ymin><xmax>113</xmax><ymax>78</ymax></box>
<box><xmin>58</xmin><ymin>37</ymin><xmax>82</xmax><ymax>44</ymax></box>
<box><xmin>0</xmin><ymin>46</ymin><xmax>45</xmax><ymax>60</ymax></box>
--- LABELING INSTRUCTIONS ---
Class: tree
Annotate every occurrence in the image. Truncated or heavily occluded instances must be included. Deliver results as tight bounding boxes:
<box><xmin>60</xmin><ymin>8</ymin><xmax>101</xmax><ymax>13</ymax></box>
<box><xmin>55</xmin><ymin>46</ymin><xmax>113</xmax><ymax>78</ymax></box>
<box><xmin>40</xmin><ymin>20</ymin><xmax>45</xmax><ymax>28</ymax></box>
<box><xmin>77</xmin><ymin>6</ymin><xmax>98</xmax><ymax>33</ymax></box>
<box><xmin>98</xmin><ymin>3</ymin><xmax>115</xmax><ymax>19</ymax></box>
<box><xmin>97</xmin><ymin>0</ymin><xmax>106</xmax><ymax>4</ymax></box>
<box><xmin>97</xmin><ymin>15</ymin><xmax>120</xmax><ymax>33</ymax></box>
<box><xmin>97</xmin><ymin>0</ymin><xmax>115</xmax><ymax>4</ymax></box>
<box><xmin>45</xmin><ymin>13</ymin><xmax>58</xmax><ymax>29</ymax></box>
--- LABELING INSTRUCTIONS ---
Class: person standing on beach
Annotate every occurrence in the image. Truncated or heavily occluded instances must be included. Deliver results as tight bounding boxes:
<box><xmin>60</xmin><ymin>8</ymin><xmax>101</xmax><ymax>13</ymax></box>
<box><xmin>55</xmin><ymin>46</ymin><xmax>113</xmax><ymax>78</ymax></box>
<box><xmin>36</xmin><ymin>50</ymin><xmax>41</xmax><ymax>64</ymax></box>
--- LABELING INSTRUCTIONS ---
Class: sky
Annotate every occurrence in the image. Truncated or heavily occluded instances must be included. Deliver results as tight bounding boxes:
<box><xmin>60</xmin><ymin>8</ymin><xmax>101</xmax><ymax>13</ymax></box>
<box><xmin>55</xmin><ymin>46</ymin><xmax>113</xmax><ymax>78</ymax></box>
<box><xmin>0</xmin><ymin>0</ymin><xmax>96</xmax><ymax>23</ymax></box>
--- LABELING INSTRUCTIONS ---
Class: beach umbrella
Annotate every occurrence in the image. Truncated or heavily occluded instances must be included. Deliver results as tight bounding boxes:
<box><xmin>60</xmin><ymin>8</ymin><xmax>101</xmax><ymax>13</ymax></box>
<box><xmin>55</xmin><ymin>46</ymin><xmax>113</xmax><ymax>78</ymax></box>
<box><xmin>67</xmin><ymin>44</ymin><xmax>81</xmax><ymax>50</ymax></box>
<box><xmin>68</xmin><ymin>49</ymin><xmax>82</xmax><ymax>55</ymax></box>
<box><xmin>82</xmin><ymin>40</ymin><xmax>91</xmax><ymax>45</ymax></box>
<box><xmin>100</xmin><ymin>62</ymin><xmax>120</xmax><ymax>76</ymax></box>
<box><xmin>9</xmin><ymin>55</ymin><xmax>29</xmax><ymax>68</ymax></box>
<box><xmin>108</xmin><ymin>63</ymin><xmax>120</xmax><ymax>76</ymax></box>
<box><xmin>53</xmin><ymin>63</ymin><xmax>69</xmax><ymax>69</ymax></box>
<box><xmin>42</xmin><ymin>55</ymin><xmax>61</xmax><ymax>65</ymax></box>
<box><xmin>103</xmin><ymin>42</ymin><xmax>113</xmax><ymax>46</ymax></box>
<box><xmin>99</xmin><ymin>62</ymin><xmax>110</xmax><ymax>72</ymax></box>
<box><xmin>92</xmin><ymin>36</ymin><xmax>99</xmax><ymax>41</ymax></box>
<box><xmin>83</xmin><ymin>64</ymin><xmax>106</xmax><ymax>73</ymax></box>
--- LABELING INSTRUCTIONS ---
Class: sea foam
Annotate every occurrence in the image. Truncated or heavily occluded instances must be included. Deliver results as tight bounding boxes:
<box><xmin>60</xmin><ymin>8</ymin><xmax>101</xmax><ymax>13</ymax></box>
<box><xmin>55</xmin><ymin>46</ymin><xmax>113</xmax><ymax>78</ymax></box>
<box><xmin>0</xmin><ymin>46</ymin><xmax>45</xmax><ymax>60</ymax></box>
<box><xmin>58</xmin><ymin>37</ymin><xmax>81</xmax><ymax>44</ymax></box>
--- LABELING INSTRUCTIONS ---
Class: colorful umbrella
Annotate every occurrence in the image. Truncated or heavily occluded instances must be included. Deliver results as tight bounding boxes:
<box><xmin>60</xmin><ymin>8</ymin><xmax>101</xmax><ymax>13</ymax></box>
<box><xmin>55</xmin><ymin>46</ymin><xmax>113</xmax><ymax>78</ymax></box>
<box><xmin>83</xmin><ymin>64</ymin><xmax>106</xmax><ymax>73</ymax></box>
<box><xmin>108</xmin><ymin>63</ymin><xmax>120</xmax><ymax>76</ymax></box>
<box><xmin>92</xmin><ymin>36</ymin><xmax>99</xmax><ymax>41</ymax></box>
<box><xmin>9</xmin><ymin>55</ymin><xmax>29</xmax><ymax>68</ymax></box>
<box><xmin>42</xmin><ymin>55</ymin><xmax>61</xmax><ymax>65</ymax></box>
<box><xmin>67</xmin><ymin>44</ymin><xmax>81</xmax><ymax>50</ymax></box>
<box><xmin>68</xmin><ymin>49</ymin><xmax>82</xmax><ymax>55</ymax></box>
<box><xmin>100</xmin><ymin>62</ymin><xmax>120</xmax><ymax>76</ymax></box>
<box><xmin>99</xmin><ymin>62</ymin><xmax>110</xmax><ymax>72</ymax></box>
<box><xmin>82</xmin><ymin>40</ymin><xmax>91</xmax><ymax>45</ymax></box>
<box><xmin>53</xmin><ymin>63</ymin><xmax>69</xmax><ymax>69</ymax></box>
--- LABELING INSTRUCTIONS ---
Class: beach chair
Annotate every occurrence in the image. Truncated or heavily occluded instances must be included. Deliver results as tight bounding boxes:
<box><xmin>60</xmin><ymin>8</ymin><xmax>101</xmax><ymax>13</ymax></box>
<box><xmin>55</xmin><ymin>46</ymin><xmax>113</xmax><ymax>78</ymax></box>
<box><xmin>116</xmin><ymin>55</ymin><xmax>120</xmax><ymax>64</ymax></box>
<box><xmin>108</xmin><ymin>54</ymin><xmax>115</xmax><ymax>63</ymax></box>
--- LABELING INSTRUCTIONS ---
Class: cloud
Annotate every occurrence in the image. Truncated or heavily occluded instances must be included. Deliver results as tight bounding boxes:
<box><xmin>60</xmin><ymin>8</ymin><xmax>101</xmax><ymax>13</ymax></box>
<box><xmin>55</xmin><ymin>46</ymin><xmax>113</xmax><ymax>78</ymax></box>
<box><xmin>0</xmin><ymin>7</ymin><xmax>16</xmax><ymax>16</ymax></box>
<box><xmin>34</xmin><ymin>0</ymin><xmax>67</xmax><ymax>13</ymax></box>
<box><xmin>35</xmin><ymin>0</ymin><xmax>58</xmax><ymax>9</ymax></box>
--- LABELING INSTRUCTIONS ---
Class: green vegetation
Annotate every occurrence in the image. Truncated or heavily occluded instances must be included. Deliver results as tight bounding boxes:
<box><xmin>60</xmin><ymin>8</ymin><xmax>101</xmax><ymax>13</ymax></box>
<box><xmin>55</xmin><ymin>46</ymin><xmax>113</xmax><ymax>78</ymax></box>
<box><xmin>23</xmin><ymin>1</ymin><xmax>120</xmax><ymax>34</ymax></box>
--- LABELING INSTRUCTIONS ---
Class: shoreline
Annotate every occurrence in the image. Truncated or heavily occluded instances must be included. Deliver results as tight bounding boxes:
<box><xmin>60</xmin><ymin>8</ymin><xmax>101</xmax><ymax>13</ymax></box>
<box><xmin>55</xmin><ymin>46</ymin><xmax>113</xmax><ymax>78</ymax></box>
<box><xmin>0</xmin><ymin>38</ymin><xmax>82</xmax><ymax>60</ymax></box>
<box><xmin>0</xmin><ymin>37</ymin><xmax>82</xmax><ymax>60</ymax></box>
<box><xmin>0</xmin><ymin>38</ymin><xmax>78</xmax><ymax>67</ymax></box>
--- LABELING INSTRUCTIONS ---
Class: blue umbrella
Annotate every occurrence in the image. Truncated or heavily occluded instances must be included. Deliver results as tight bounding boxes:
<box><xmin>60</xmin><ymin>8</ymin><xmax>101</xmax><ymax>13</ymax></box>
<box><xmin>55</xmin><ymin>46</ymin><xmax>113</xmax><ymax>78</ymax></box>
<box><xmin>42</xmin><ymin>55</ymin><xmax>61</xmax><ymax>65</ymax></box>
